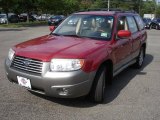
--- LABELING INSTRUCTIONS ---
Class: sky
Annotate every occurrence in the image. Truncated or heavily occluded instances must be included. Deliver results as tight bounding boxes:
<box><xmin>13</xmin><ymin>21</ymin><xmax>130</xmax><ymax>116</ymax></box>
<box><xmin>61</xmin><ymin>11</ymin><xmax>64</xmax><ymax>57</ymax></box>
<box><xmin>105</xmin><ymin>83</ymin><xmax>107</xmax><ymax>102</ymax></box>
<box><xmin>144</xmin><ymin>0</ymin><xmax>160</xmax><ymax>3</ymax></box>
<box><xmin>156</xmin><ymin>0</ymin><xmax>160</xmax><ymax>3</ymax></box>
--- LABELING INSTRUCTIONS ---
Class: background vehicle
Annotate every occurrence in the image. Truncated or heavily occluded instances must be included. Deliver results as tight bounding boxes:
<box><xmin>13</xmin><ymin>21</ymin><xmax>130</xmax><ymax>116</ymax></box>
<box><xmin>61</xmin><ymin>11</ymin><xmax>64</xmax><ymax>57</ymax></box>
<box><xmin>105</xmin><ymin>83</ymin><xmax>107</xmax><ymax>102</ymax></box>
<box><xmin>0</xmin><ymin>14</ymin><xmax>7</xmax><ymax>24</ymax></box>
<box><xmin>0</xmin><ymin>13</ymin><xmax>19</xmax><ymax>24</ymax></box>
<box><xmin>149</xmin><ymin>18</ymin><xmax>160</xmax><ymax>30</ymax></box>
<box><xmin>19</xmin><ymin>13</ymin><xmax>36</xmax><ymax>22</ymax></box>
<box><xmin>48</xmin><ymin>15</ymin><xmax>65</xmax><ymax>26</ymax></box>
<box><xmin>37</xmin><ymin>14</ymin><xmax>51</xmax><ymax>21</ymax></box>
<box><xmin>9</xmin><ymin>14</ymin><xmax>19</xmax><ymax>23</ymax></box>
<box><xmin>143</xmin><ymin>18</ymin><xmax>151</xmax><ymax>29</ymax></box>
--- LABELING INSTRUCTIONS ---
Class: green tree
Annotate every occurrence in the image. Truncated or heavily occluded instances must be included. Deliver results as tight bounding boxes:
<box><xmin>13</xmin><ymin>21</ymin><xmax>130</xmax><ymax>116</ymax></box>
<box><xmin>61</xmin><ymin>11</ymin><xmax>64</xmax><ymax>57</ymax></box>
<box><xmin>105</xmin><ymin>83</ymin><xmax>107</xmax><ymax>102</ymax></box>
<box><xmin>15</xmin><ymin>0</ymin><xmax>38</xmax><ymax>22</ymax></box>
<box><xmin>141</xmin><ymin>0</ymin><xmax>156</xmax><ymax>17</ymax></box>
<box><xmin>155</xmin><ymin>5</ymin><xmax>160</xmax><ymax>17</ymax></box>
<box><xmin>90</xmin><ymin>0</ymin><xmax>105</xmax><ymax>9</ymax></box>
<box><xmin>90</xmin><ymin>0</ymin><xmax>135</xmax><ymax>11</ymax></box>
<box><xmin>0</xmin><ymin>0</ymin><xmax>14</xmax><ymax>24</ymax></box>
<box><xmin>62</xmin><ymin>0</ymin><xmax>81</xmax><ymax>15</ymax></box>
<box><xmin>80</xmin><ymin>0</ymin><xmax>93</xmax><ymax>10</ymax></box>
<box><xmin>0</xmin><ymin>0</ymin><xmax>158</xmax><ymax>23</ymax></box>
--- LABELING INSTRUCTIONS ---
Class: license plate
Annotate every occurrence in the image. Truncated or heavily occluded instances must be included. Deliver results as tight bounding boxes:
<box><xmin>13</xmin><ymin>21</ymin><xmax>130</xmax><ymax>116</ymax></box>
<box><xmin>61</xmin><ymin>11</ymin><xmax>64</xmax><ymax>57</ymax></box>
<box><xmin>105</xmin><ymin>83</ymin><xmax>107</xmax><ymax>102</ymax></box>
<box><xmin>17</xmin><ymin>76</ymin><xmax>31</xmax><ymax>89</ymax></box>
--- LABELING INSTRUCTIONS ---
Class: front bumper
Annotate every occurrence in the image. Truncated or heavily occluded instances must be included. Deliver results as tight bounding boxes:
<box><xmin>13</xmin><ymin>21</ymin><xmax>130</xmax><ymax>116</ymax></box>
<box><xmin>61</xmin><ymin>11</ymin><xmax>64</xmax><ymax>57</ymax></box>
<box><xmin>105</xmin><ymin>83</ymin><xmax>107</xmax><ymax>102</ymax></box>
<box><xmin>48</xmin><ymin>21</ymin><xmax>59</xmax><ymax>26</ymax></box>
<box><xmin>0</xmin><ymin>20</ymin><xmax>7</xmax><ymax>24</ymax></box>
<box><xmin>5</xmin><ymin>58</ymin><xmax>96</xmax><ymax>98</ymax></box>
<box><xmin>145</xmin><ymin>24</ymin><xmax>150</xmax><ymax>29</ymax></box>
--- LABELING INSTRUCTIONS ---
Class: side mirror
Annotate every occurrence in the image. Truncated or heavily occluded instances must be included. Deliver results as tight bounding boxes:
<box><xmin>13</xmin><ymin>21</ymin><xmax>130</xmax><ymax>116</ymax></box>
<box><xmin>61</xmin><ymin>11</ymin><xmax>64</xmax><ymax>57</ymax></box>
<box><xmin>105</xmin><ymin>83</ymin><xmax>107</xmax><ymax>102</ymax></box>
<box><xmin>117</xmin><ymin>30</ymin><xmax>131</xmax><ymax>38</ymax></box>
<box><xmin>49</xmin><ymin>26</ymin><xmax>55</xmax><ymax>32</ymax></box>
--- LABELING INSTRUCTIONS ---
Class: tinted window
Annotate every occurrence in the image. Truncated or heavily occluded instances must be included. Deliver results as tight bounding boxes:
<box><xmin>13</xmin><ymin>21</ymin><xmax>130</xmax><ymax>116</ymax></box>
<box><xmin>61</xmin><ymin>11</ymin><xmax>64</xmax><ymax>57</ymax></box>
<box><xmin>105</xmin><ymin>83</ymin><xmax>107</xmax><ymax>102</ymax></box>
<box><xmin>157</xmin><ymin>19</ymin><xmax>160</xmax><ymax>22</ymax></box>
<box><xmin>127</xmin><ymin>16</ymin><xmax>138</xmax><ymax>33</ymax></box>
<box><xmin>135</xmin><ymin>16</ymin><xmax>144</xmax><ymax>30</ymax></box>
<box><xmin>143</xmin><ymin>18</ymin><xmax>147</xmax><ymax>22</ymax></box>
<box><xmin>0</xmin><ymin>14</ymin><xmax>6</xmax><ymax>18</ymax></box>
<box><xmin>51</xmin><ymin>16</ymin><xmax>62</xmax><ymax>19</ymax></box>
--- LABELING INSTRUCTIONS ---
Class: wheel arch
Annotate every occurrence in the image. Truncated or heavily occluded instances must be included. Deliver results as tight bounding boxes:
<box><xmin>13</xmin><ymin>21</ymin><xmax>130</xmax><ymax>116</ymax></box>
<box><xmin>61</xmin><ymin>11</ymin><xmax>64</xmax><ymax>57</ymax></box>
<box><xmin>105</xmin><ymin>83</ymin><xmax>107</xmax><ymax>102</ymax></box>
<box><xmin>88</xmin><ymin>59</ymin><xmax>113</xmax><ymax>101</ymax></box>
<box><xmin>91</xmin><ymin>59</ymin><xmax>113</xmax><ymax>89</ymax></box>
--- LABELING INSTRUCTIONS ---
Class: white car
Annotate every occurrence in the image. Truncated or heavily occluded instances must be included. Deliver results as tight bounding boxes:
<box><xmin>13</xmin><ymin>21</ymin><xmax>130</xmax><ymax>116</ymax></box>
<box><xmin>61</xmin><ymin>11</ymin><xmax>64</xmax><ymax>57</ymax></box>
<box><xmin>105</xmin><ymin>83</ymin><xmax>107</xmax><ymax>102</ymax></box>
<box><xmin>0</xmin><ymin>14</ymin><xmax>8</xmax><ymax>24</ymax></box>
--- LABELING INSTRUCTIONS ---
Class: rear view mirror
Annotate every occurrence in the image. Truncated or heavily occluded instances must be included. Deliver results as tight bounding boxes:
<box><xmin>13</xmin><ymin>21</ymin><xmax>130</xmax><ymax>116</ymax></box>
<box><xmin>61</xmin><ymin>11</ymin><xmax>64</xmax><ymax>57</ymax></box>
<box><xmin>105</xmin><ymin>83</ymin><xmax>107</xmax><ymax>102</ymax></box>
<box><xmin>117</xmin><ymin>30</ymin><xmax>131</xmax><ymax>38</ymax></box>
<box><xmin>49</xmin><ymin>26</ymin><xmax>55</xmax><ymax>32</ymax></box>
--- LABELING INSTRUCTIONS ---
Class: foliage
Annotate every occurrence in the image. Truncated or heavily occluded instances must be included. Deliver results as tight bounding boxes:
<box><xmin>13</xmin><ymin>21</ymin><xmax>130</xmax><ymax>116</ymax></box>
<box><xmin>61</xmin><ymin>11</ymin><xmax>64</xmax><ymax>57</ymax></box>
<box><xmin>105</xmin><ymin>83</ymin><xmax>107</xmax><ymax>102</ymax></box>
<box><xmin>141</xmin><ymin>0</ymin><xmax>156</xmax><ymax>16</ymax></box>
<box><xmin>155</xmin><ymin>5</ymin><xmax>160</xmax><ymax>17</ymax></box>
<box><xmin>0</xmin><ymin>0</ymin><xmax>160</xmax><ymax>19</ymax></box>
<box><xmin>80</xmin><ymin>0</ymin><xmax>93</xmax><ymax>10</ymax></box>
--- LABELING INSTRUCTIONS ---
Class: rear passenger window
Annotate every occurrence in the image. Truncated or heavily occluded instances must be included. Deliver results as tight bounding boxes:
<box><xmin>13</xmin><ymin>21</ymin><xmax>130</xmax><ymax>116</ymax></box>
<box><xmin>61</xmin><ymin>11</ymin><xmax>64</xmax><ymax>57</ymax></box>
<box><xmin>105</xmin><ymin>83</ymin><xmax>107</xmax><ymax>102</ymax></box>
<box><xmin>134</xmin><ymin>16</ymin><xmax>144</xmax><ymax>30</ymax></box>
<box><xmin>127</xmin><ymin>16</ymin><xmax>138</xmax><ymax>33</ymax></box>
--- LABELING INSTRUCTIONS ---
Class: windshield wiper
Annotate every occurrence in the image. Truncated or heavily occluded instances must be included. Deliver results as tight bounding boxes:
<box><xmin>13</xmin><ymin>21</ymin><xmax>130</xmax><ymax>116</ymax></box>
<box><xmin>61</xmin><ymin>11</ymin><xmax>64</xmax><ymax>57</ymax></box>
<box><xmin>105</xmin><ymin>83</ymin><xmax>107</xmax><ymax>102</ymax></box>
<box><xmin>63</xmin><ymin>34</ymin><xmax>81</xmax><ymax>38</ymax></box>
<box><xmin>50</xmin><ymin>33</ymin><xmax>60</xmax><ymax>36</ymax></box>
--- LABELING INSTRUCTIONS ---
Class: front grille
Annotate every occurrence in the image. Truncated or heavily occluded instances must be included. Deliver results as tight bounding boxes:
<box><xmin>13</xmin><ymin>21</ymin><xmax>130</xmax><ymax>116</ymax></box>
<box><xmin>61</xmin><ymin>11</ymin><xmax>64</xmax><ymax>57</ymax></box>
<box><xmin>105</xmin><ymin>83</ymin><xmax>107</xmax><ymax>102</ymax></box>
<box><xmin>11</xmin><ymin>56</ymin><xmax>43</xmax><ymax>75</ymax></box>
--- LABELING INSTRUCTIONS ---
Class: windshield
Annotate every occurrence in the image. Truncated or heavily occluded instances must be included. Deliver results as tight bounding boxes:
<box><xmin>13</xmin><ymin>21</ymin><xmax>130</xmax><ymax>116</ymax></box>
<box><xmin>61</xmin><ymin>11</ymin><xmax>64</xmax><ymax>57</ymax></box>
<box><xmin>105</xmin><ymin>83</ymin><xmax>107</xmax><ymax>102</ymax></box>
<box><xmin>143</xmin><ymin>18</ymin><xmax>151</xmax><ymax>23</ymax></box>
<box><xmin>53</xmin><ymin>14</ymin><xmax>114</xmax><ymax>40</ymax></box>
<box><xmin>0</xmin><ymin>15</ymin><xmax>6</xmax><ymax>18</ymax></box>
<box><xmin>51</xmin><ymin>16</ymin><xmax>62</xmax><ymax>19</ymax></box>
<box><xmin>157</xmin><ymin>19</ymin><xmax>160</xmax><ymax>22</ymax></box>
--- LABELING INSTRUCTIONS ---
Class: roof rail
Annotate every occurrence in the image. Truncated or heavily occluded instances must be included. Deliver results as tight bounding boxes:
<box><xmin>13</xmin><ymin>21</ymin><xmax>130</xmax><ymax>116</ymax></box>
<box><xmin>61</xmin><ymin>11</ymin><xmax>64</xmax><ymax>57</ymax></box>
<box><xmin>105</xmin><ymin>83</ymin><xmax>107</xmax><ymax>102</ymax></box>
<box><xmin>87</xmin><ymin>8</ymin><xmax>122</xmax><ymax>11</ymax></box>
<box><xmin>115</xmin><ymin>10</ymin><xmax>137</xmax><ymax>14</ymax></box>
<box><xmin>74</xmin><ymin>8</ymin><xmax>137</xmax><ymax>14</ymax></box>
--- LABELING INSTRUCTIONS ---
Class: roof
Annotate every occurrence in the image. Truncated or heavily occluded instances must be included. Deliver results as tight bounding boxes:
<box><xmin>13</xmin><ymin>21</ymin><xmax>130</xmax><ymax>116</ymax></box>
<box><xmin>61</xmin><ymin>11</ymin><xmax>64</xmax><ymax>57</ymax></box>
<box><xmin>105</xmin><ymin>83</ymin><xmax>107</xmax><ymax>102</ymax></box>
<box><xmin>75</xmin><ymin>11</ymin><xmax>116</xmax><ymax>16</ymax></box>
<box><xmin>74</xmin><ymin>9</ymin><xmax>138</xmax><ymax>16</ymax></box>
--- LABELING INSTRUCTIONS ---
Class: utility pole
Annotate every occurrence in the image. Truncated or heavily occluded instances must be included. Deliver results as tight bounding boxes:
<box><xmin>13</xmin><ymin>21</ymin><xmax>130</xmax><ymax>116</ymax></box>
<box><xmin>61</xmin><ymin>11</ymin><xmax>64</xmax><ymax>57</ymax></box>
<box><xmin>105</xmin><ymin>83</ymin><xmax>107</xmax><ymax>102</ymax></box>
<box><xmin>108</xmin><ymin>0</ymin><xmax>110</xmax><ymax>11</ymax></box>
<box><xmin>139</xmin><ymin>0</ymin><xmax>141</xmax><ymax>14</ymax></box>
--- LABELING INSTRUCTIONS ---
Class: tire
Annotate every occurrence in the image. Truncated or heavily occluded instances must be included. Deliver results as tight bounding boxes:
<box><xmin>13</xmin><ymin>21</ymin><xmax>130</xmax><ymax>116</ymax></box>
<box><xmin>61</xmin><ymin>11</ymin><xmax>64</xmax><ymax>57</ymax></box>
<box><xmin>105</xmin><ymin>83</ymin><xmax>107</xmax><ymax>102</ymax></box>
<box><xmin>134</xmin><ymin>47</ymin><xmax>145</xmax><ymax>68</ymax></box>
<box><xmin>149</xmin><ymin>24</ymin><xmax>152</xmax><ymax>29</ymax></box>
<box><xmin>89</xmin><ymin>66</ymin><xmax>106</xmax><ymax>103</ymax></box>
<box><xmin>156</xmin><ymin>25</ymin><xmax>159</xmax><ymax>30</ymax></box>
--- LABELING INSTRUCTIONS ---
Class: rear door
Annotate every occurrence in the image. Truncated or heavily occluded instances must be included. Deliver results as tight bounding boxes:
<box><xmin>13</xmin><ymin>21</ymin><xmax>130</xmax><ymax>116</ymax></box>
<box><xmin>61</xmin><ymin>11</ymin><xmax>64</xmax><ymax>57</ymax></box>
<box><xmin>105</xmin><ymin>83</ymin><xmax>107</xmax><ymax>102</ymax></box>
<box><xmin>134</xmin><ymin>15</ymin><xmax>147</xmax><ymax>57</ymax></box>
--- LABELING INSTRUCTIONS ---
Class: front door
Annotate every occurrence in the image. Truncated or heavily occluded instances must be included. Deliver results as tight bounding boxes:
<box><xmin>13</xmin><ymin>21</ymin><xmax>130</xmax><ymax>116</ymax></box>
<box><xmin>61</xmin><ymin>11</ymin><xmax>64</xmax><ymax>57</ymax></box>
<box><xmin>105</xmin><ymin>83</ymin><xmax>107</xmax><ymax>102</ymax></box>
<box><xmin>113</xmin><ymin>16</ymin><xmax>132</xmax><ymax>72</ymax></box>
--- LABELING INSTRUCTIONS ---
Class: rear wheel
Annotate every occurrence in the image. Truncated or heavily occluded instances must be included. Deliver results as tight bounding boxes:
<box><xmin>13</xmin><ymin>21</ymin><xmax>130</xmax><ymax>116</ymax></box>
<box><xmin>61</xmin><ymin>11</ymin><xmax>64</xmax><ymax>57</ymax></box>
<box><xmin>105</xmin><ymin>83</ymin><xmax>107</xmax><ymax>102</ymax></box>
<box><xmin>134</xmin><ymin>47</ymin><xmax>145</xmax><ymax>68</ymax></box>
<box><xmin>149</xmin><ymin>24</ymin><xmax>152</xmax><ymax>29</ymax></box>
<box><xmin>156</xmin><ymin>25</ymin><xmax>159</xmax><ymax>30</ymax></box>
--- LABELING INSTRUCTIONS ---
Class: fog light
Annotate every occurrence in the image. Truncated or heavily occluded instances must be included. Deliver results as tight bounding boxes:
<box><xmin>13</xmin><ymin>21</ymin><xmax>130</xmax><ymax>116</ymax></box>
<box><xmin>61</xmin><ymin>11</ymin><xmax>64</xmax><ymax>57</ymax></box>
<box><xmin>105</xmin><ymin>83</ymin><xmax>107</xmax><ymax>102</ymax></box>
<box><xmin>57</xmin><ymin>88</ymin><xmax>69</xmax><ymax>96</ymax></box>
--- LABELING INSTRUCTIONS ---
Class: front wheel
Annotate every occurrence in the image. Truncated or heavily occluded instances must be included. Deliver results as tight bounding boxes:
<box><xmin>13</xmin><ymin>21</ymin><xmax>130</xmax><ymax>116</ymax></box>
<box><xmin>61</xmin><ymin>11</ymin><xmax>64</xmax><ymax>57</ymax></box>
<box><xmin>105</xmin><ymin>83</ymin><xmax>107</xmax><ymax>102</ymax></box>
<box><xmin>90</xmin><ymin>66</ymin><xmax>106</xmax><ymax>103</ymax></box>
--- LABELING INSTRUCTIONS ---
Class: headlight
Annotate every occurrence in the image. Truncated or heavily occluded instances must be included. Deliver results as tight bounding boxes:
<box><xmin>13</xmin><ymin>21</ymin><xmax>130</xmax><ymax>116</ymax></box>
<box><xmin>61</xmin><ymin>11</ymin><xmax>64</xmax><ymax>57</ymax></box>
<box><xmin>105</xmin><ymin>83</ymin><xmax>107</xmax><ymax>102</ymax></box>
<box><xmin>50</xmin><ymin>59</ymin><xmax>84</xmax><ymax>72</ymax></box>
<box><xmin>55</xmin><ymin>19</ymin><xmax>59</xmax><ymax>22</ymax></box>
<box><xmin>8</xmin><ymin>48</ymin><xmax>15</xmax><ymax>61</ymax></box>
<box><xmin>0</xmin><ymin>18</ymin><xmax>6</xmax><ymax>22</ymax></box>
<box><xmin>1</xmin><ymin>18</ymin><xmax>5</xmax><ymax>21</ymax></box>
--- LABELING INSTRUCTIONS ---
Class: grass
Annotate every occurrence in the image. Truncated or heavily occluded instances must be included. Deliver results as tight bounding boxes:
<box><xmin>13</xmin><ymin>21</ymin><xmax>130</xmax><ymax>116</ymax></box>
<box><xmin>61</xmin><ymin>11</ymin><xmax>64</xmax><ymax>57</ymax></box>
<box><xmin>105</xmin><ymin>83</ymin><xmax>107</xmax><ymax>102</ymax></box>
<box><xmin>0</xmin><ymin>21</ymin><xmax>48</xmax><ymax>28</ymax></box>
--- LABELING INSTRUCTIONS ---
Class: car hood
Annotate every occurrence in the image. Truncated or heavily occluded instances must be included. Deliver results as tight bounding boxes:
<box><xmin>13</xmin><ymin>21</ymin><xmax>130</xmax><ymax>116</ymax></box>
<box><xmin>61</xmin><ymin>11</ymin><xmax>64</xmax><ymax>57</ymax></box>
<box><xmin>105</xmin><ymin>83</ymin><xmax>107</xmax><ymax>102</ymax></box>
<box><xmin>14</xmin><ymin>35</ymin><xmax>109</xmax><ymax>62</ymax></box>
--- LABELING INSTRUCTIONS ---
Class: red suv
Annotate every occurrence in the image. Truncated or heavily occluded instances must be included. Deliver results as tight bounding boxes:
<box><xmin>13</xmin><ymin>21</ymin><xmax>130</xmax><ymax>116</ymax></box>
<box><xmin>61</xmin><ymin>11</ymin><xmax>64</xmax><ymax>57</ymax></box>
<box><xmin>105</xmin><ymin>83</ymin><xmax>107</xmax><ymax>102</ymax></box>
<box><xmin>5</xmin><ymin>10</ymin><xmax>147</xmax><ymax>102</ymax></box>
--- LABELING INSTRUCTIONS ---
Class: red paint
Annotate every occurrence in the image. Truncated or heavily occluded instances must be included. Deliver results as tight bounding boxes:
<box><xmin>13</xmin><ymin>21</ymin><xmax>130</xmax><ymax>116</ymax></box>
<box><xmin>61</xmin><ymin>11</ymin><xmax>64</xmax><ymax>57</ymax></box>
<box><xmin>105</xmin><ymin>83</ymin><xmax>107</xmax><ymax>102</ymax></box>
<box><xmin>12</xmin><ymin>11</ymin><xmax>147</xmax><ymax>73</ymax></box>
<box><xmin>14</xmin><ymin>35</ymin><xmax>111</xmax><ymax>72</ymax></box>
